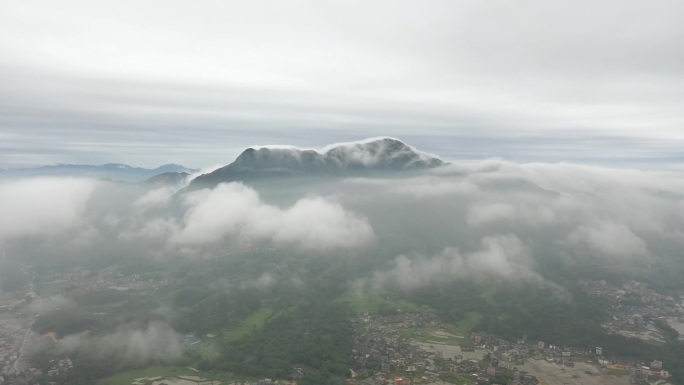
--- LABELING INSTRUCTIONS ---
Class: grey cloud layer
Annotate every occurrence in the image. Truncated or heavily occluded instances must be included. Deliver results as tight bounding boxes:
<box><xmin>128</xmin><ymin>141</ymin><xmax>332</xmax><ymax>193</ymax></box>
<box><xmin>341</xmin><ymin>161</ymin><xmax>684</xmax><ymax>289</ymax></box>
<box><xmin>2</xmin><ymin>158</ymin><xmax>684</xmax><ymax>291</ymax></box>
<box><xmin>1</xmin><ymin>1</ymin><xmax>684</xmax><ymax>168</ymax></box>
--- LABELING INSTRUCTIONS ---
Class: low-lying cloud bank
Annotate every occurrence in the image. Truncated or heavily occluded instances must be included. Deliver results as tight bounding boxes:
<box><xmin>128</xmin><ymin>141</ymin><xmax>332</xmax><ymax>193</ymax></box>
<box><xmin>172</xmin><ymin>183</ymin><xmax>374</xmax><ymax>250</ymax></box>
<box><xmin>2</xmin><ymin>159</ymin><xmax>684</xmax><ymax>287</ymax></box>
<box><xmin>341</xmin><ymin>160</ymin><xmax>684</xmax><ymax>289</ymax></box>
<box><xmin>0</xmin><ymin>177</ymin><xmax>376</xmax><ymax>256</ymax></box>
<box><xmin>0</xmin><ymin>178</ymin><xmax>96</xmax><ymax>240</ymax></box>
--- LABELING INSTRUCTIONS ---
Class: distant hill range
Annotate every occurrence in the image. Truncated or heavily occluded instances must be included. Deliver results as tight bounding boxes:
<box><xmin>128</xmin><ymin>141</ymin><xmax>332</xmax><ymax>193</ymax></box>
<box><xmin>0</xmin><ymin>163</ymin><xmax>197</xmax><ymax>183</ymax></box>
<box><xmin>1</xmin><ymin>138</ymin><xmax>444</xmax><ymax>186</ymax></box>
<box><xmin>189</xmin><ymin>137</ymin><xmax>445</xmax><ymax>189</ymax></box>
<box><xmin>144</xmin><ymin>171</ymin><xmax>191</xmax><ymax>187</ymax></box>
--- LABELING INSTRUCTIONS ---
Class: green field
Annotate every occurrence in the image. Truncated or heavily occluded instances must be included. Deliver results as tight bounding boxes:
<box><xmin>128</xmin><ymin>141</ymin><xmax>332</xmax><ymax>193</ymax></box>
<box><xmin>98</xmin><ymin>365</ymin><xmax>237</xmax><ymax>385</ymax></box>
<box><xmin>223</xmin><ymin>307</ymin><xmax>274</xmax><ymax>341</ymax></box>
<box><xmin>607</xmin><ymin>368</ymin><xmax>630</xmax><ymax>377</ymax></box>
<box><xmin>336</xmin><ymin>293</ymin><xmax>425</xmax><ymax>314</ymax></box>
<box><xmin>439</xmin><ymin>373</ymin><xmax>476</xmax><ymax>385</ymax></box>
<box><xmin>400</xmin><ymin>326</ymin><xmax>440</xmax><ymax>342</ymax></box>
<box><xmin>446</xmin><ymin>312</ymin><xmax>482</xmax><ymax>335</ymax></box>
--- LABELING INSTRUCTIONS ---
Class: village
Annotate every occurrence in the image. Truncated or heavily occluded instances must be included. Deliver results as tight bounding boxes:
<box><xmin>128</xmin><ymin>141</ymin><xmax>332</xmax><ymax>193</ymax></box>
<box><xmin>578</xmin><ymin>280</ymin><xmax>684</xmax><ymax>344</ymax></box>
<box><xmin>0</xmin><ymin>317</ymin><xmax>74</xmax><ymax>384</ymax></box>
<box><xmin>0</xmin><ymin>315</ymin><xmax>29</xmax><ymax>382</ymax></box>
<box><xmin>0</xmin><ymin>264</ymin><xmax>180</xmax><ymax>385</ymax></box>
<box><xmin>350</xmin><ymin>312</ymin><xmax>674</xmax><ymax>385</ymax></box>
<box><xmin>0</xmin><ymin>263</ymin><xmax>682</xmax><ymax>385</ymax></box>
<box><xmin>37</xmin><ymin>266</ymin><xmax>183</xmax><ymax>295</ymax></box>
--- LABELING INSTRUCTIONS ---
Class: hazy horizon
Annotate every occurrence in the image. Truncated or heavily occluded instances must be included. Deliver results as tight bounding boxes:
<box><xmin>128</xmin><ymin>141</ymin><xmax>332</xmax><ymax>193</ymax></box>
<box><xmin>2</xmin><ymin>1</ymin><xmax>684</xmax><ymax>170</ymax></box>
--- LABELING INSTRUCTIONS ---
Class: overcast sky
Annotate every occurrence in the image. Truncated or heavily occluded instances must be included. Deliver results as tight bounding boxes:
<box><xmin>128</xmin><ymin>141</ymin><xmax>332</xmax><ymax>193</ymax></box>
<box><xmin>1</xmin><ymin>0</ymin><xmax>683</xmax><ymax>169</ymax></box>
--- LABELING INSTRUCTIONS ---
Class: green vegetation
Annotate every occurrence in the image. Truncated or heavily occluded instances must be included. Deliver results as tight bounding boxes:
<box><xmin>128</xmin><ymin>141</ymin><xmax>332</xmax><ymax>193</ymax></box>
<box><xmin>33</xmin><ymin>307</ymin><xmax>98</xmax><ymax>336</ymax></box>
<box><xmin>223</xmin><ymin>307</ymin><xmax>274</xmax><ymax>341</ymax></box>
<box><xmin>21</xmin><ymin>249</ymin><xmax>684</xmax><ymax>385</ymax></box>
<box><xmin>98</xmin><ymin>366</ymin><xmax>236</xmax><ymax>385</ymax></box>
<box><xmin>449</xmin><ymin>312</ymin><xmax>482</xmax><ymax>335</ymax></box>
<box><xmin>336</xmin><ymin>292</ymin><xmax>424</xmax><ymax>314</ymax></box>
<box><xmin>439</xmin><ymin>372</ymin><xmax>475</xmax><ymax>385</ymax></box>
<box><xmin>607</xmin><ymin>369</ymin><xmax>630</xmax><ymax>376</ymax></box>
<box><xmin>72</xmin><ymin>289</ymin><xmax>127</xmax><ymax>306</ymax></box>
<box><xmin>217</xmin><ymin>301</ymin><xmax>352</xmax><ymax>381</ymax></box>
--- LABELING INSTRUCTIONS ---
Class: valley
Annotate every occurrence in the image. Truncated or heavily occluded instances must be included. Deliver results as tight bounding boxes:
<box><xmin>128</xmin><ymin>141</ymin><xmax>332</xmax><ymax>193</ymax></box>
<box><xmin>1</xmin><ymin>138</ymin><xmax>684</xmax><ymax>385</ymax></box>
<box><xmin>0</xmin><ymin>254</ymin><xmax>681</xmax><ymax>385</ymax></box>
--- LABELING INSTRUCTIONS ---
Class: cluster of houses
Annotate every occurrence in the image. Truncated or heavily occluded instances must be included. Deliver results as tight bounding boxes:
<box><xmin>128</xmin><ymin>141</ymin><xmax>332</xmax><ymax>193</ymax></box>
<box><xmin>46</xmin><ymin>357</ymin><xmax>73</xmax><ymax>377</ymax></box>
<box><xmin>39</xmin><ymin>266</ymin><xmax>183</xmax><ymax>294</ymax></box>
<box><xmin>351</xmin><ymin>313</ymin><xmax>534</xmax><ymax>385</ymax></box>
<box><xmin>40</xmin><ymin>267</ymin><xmax>91</xmax><ymax>282</ymax></box>
<box><xmin>578</xmin><ymin>279</ymin><xmax>684</xmax><ymax>342</ymax></box>
<box><xmin>351</xmin><ymin>312</ymin><xmax>436</xmax><ymax>380</ymax></box>
<box><xmin>627</xmin><ymin>360</ymin><xmax>670</xmax><ymax>384</ymax></box>
<box><xmin>0</xmin><ymin>323</ymin><xmax>25</xmax><ymax>377</ymax></box>
<box><xmin>351</xmin><ymin>312</ymin><xmax>673</xmax><ymax>385</ymax></box>
<box><xmin>475</xmin><ymin>332</ymin><xmax>672</xmax><ymax>383</ymax></box>
<box><xmin>3</xmin><ymin>357</ymin><xmax>74</xmax><ymax>384</ymax></box>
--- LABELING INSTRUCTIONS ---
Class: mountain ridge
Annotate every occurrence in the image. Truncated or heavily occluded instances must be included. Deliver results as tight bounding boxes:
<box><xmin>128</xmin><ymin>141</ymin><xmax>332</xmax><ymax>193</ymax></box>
<box><xmin>0</xmin><ymin>163</ymin><xmax>197</xmax><ymax>183</ymax></box>
<box><xmin>189</xmin><ymin>137</ymin><xmax>445</xmax><ymax>189</ymax></box>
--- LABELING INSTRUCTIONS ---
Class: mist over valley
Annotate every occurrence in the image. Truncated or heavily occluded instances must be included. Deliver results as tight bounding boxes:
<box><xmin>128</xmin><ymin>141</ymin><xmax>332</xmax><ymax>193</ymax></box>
<box><xmin>1</xmin><ymin>138</ymin><xmax>684</xmax><ymax>384</ymax></box>
<box><xmin>3</xmin><ymin>0</ymin><xmax>684</xmax><ymax>383</ymax></box>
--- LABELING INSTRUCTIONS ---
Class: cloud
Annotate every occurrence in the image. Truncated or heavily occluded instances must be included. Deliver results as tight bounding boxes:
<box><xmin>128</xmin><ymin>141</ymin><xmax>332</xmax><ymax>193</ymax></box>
<box><xmin>390</xmin><ymin>176</ymin><xmax>479</xmax><ymax>198</ymax></box>
<box><xmin>57</xmin><ymin>321</ymin><xmax>184</xmax><ymax>364</ymax></box>
<box><xmin>333</xmin><ymin>158</ymin><xmax>684</xmax><ymax>288</ymax></box>
<box><xmin>120</xmin><ymin>217</ymin><xmax>180</xmax><ymax>241</ymax></box>
<box><xmin>2</xmin><ymin>2</ymin><xmax>684</xmax><ymax>169</ymax></box>
<box><xmin>468</xmin><ymin>202</ymin><xmax>557</xmax><ymax>227</ymax></box>
<box><xmin>0</xmin><ymin>175</ymin><xmax>376</xmax><ymax>260</ymax></box>
<box><xmin>467</xmin><ymin>203</ymin><xmax>518</xmax><ymax>227</ymax></box>
<box><xmin>363</xmin><ymin>235</ymin><xmax>540</xmax><ymax>291</ymax></box>
<box><xmin>133</xmin><ymin>187</ymin><xmax>174</xmax><ymax>210</ymax></box>
<box><xmin>241</xmin><ymin>272</ymin><xmax>277</xmax><ymax>291</ymax></box>
<box><xmin>186</xmin><ymin>164</ymin><xmax>225</xmax><ymax>183</ymax></box>
<box><xmin>2</xmin><ymin>154</ymin><xmax>683</xmax><ymax>280</ymax></box>
<box><xmin>173</xmin><ymin>182</ymin><xmax>375</xmax><ymax>251</ymax></box>
<box><xmin>564</xmin><ymin>220</ymin><xmax>650</xmax><ymax>260</ymax></box>
<box><xmin>0</xmin><ymin>178</ymin><xmax>96</xmax><ymax>241</ymax></box>
<box><xmin>321</xmin><ymin>137</ymin><xmax>441</xmax><ymax>167</ymax></box>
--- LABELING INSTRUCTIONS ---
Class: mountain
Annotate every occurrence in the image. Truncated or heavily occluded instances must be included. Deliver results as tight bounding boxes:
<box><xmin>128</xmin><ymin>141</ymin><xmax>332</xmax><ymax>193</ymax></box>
<box><xmin>144</xmin><ymin>172</ymin><xmax>190</xmax><ymax>187</ymax></box>
<box><xmin>189</xmin><ymin>137</ymin><xmax>445</xmax><ymax>189</ymax></box>
<box><xmin>0</xmin><ymin>163</ymin><xmax>197</xmax><ymax>182</ymax></box>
